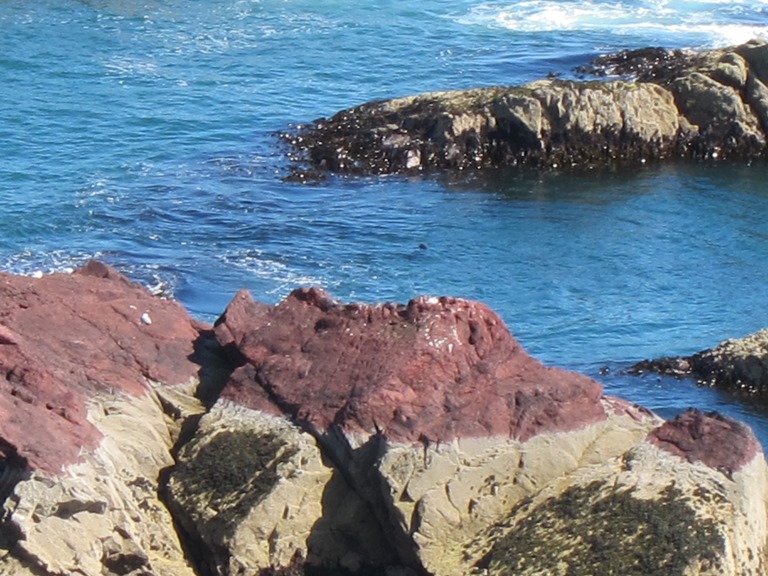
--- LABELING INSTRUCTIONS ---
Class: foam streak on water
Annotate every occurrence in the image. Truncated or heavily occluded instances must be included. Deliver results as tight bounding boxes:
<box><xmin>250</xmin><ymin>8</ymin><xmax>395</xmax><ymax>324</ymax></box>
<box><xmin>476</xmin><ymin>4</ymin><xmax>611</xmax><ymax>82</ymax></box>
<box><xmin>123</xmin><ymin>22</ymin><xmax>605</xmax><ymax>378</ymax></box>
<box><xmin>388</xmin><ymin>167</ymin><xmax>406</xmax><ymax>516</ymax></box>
<box><xmin>457</xmin><ymin>0</ymin><xmax>768</xmax><ymax>47</ymax></box>
<box><xmin>2</xmin><ymin>0</ymin><xmax>768</xmax><ymax>444</ymax></box>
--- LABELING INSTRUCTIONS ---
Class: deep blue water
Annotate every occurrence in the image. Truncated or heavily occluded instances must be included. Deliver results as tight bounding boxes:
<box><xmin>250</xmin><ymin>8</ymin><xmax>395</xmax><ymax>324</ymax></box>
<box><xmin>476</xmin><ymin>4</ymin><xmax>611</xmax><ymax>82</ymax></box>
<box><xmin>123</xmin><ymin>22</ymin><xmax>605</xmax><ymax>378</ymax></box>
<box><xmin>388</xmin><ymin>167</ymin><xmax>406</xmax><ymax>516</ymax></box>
<box><xmin>3</xmin><ymin>0</ymin><xmax>768</xmax><ymax>443</ymax></box>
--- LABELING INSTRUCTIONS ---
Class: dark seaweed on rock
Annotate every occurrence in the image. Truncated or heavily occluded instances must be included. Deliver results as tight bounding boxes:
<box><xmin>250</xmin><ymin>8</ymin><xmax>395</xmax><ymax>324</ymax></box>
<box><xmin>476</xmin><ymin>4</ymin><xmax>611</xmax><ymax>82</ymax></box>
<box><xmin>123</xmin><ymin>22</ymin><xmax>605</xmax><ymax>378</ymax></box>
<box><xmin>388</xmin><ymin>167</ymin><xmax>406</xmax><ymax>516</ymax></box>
<box><xmin>171</xmin><ymin>430</ymin><xmax>298</xmax><ymax>536</ymax></box>
<box><xmin>631</xmin><ymin>328</ymin><xmax>768</xmax><ymax>397</ymax></box>
<box><xmin>574</xmin><ymin>47</ymin><xmax>693</xmax><ymax>81</ymax></box>
<box><xmin>475</xmin><ymin>481</ymin><xmax>724</xmax><ymax>576</ymax></box>
<box><xmin>0</xmin><ymin>441</ymin><xmax>27</xmax><ymax>506</ymax></box>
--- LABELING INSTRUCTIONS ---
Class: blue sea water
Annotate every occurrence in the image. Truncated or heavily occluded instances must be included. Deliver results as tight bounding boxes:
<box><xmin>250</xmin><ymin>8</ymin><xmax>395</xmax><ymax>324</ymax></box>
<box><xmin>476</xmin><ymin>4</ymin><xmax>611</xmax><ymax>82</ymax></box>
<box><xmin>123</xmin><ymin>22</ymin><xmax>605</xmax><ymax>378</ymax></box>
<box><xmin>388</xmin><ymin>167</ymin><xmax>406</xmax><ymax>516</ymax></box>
<box><xmin>3</xmin><ymin>0</ymin><xmax>768</xmax><ymax>442</ymax></box>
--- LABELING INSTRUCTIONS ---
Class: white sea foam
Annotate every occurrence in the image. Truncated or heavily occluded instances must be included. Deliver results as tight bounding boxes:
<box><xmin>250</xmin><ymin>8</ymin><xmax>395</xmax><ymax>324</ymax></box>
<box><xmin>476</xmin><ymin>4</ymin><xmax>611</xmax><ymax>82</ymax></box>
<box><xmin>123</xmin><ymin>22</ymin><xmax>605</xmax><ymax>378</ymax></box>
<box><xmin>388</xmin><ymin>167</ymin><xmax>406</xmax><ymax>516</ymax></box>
<box><xmin>0</xmin><ymin>250</ymin><xmax>101</xmax><ymax>278</ymax></box>
<box><xmin>103</xmin><ymin>55</ymin><xmax>159</xmax><ymax>78</ymax></box>
<box><xmin>456</xmin><ymin>0</ymin><xmax>768</xmax><ymax>47</ymax></box>
<box><xmin>221</xmin><ymin>250</ymin><xmax>335</xmax><ymax>297</ymax></box>
<box><xmin>0</xmin><ymin>253</ymin><xmax>177</xmax><ymax>300</ymax></box>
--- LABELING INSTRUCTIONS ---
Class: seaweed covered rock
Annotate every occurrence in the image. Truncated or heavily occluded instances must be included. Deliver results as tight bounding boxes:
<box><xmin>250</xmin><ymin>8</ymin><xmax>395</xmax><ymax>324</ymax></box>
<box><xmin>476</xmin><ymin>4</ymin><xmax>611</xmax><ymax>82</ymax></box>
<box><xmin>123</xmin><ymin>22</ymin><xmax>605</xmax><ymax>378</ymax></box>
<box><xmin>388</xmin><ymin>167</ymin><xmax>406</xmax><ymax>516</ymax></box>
<box><xmin>631</xmin><ymin>327</ymin><xmax>768</xmax><ymax>394</ymax></box>
<box><xmin>470</xmin><ymin>409</ymin><xmax>767</xmax><ymax>576</ymax></box>
<box><xmin>284</xmin><ymin>40</ymin><xmax>768</xmax><ymax>176</ymax></box>
<box><xmin>165</xmin><ymin>402</ymin><xmax>398</xmax><ymax>576</ymax></box>
<box><xmin>0</xmin><ymin>261</ymin><xmax>206</xmax><ymax>576</ymax></box>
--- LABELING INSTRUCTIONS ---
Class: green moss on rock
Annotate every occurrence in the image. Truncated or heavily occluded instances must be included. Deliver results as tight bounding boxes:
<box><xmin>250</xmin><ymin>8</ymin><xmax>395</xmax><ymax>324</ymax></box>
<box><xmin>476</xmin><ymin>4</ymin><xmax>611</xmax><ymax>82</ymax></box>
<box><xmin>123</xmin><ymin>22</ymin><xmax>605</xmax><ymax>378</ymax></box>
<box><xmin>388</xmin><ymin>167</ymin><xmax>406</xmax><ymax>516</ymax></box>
<box><xmin>476</xmin><ymin>481</ymin><xmax>724</xmax><ymax>575</ymax></box>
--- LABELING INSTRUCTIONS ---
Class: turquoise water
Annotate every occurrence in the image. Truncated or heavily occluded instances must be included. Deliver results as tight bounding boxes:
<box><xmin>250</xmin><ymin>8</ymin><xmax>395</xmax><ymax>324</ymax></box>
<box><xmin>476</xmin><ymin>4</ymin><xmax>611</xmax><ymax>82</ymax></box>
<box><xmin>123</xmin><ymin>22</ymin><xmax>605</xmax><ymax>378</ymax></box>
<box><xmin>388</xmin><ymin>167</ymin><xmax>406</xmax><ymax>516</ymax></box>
<box><xmin>3</xmin><ymin>0</ymin><xmax>768</xmax><ymax>442</ymax></box>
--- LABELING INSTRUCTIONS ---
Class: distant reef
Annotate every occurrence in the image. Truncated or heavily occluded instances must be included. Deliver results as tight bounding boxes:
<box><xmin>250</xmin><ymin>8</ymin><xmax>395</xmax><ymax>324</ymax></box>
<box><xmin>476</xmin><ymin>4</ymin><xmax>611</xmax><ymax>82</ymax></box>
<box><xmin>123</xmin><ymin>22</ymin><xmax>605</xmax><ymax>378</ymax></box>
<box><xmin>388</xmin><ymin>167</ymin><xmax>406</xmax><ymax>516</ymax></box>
<box><xmin>1</xmin><ymin>261</ymin><xmax>768</xmax><ymax>575</ymax></box>
<box><xmin>283</xmin><ymin>40</ymin><xmax>768</xmax><ymax>176</ymax></box>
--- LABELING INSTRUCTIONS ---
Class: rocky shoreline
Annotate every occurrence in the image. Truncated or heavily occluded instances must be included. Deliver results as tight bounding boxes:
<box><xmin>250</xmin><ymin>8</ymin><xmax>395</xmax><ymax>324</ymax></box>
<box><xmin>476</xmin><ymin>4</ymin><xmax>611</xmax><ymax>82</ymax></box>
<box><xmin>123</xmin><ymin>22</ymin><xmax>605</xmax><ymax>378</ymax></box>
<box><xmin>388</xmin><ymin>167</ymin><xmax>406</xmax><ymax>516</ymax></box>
<box><xmin>0</xmin><ymin>262</ymin><xmax>766</xmax><ymax>575</ymax></box>
<box><xmin>283</xmin><ymin>40</ymin><xmax>768</xmax><ymax>177</ymax></box>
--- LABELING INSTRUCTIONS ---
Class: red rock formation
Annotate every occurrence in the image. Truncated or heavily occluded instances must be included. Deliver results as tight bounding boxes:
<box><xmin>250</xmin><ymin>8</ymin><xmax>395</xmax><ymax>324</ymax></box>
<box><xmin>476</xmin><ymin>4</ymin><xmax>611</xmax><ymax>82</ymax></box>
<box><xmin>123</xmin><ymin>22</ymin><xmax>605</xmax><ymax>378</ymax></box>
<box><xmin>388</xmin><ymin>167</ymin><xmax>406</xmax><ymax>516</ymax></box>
<box><xmin>648</xmin><ymin>408</ymin><xmax>760</xmax><ymax>473</ymax></box>
<box><xmin>0</xmin><ymin>260</ymin><xmax>206</xmax><ymax>473</ymax></box>
<box><xmin>214</xmin><ymin>287</ymin><xmax>606</xmax><ymax>444</ymax></box>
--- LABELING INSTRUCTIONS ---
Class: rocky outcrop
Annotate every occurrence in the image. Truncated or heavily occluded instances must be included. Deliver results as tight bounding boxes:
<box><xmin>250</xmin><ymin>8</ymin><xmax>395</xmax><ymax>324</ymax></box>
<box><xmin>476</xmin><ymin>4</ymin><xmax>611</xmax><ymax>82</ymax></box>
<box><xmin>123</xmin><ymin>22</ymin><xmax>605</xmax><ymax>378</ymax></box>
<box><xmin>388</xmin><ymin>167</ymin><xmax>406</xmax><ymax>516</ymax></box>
<box><xmin>179</xmin><ymin>288</ymin><xmax>660</xmax><ymax>575</ymax></box>
<box><xmin>283</xmin><ymin>40</ymin><xmax>768</xmax><ymax>176</ymax></box>
<box><xmin>631</xmin><ymin>327</ymin><xmax>768</xmax><ymax>394</ymax></box>
<box><xmin>167</xmin><ymin>286</ymin><xmax>768</xmax><ymax>576</ymax></box>
<box><xmin>1</xmin><ymin>263</ymin><xmax>767</xmax><ymax>576</ymax></box>
<box><xmin>471</xmin><ymin>409</ymin><xmax>768</xmax><ymax>575</ymax></box>
<box><xmin>213</xmin><ymin>288</ymin><xmax>609</xmax><ymax>443</ymax></box>
<box><xmin>0</xmin><ymin>260</ymin><xmax>207</xmax><ymax>576</ymax></box>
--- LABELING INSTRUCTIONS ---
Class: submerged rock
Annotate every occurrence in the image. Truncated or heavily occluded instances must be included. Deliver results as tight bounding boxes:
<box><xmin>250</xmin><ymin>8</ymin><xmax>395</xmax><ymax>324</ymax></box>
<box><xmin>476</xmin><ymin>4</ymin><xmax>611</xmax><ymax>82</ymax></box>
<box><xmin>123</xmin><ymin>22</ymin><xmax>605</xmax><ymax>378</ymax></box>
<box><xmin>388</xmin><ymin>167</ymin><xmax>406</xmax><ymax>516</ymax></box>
<box><xmin>1</xmin><ymin>263</ymin><xmax>767</xmax><ymax>576</ymax></box>
<box><xmin>284</xmin><ymin>40</ymin><xmax>768</xmax><ymax>176</ymax></box>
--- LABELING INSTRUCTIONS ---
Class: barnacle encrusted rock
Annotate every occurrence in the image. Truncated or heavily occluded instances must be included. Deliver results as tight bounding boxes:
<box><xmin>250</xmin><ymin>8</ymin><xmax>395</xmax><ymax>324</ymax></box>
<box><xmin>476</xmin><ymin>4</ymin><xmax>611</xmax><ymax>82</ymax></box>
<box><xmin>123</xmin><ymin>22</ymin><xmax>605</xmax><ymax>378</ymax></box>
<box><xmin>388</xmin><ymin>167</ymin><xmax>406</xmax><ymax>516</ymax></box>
<box><xmin>631</xmin><ymin>327</ymin><xmax>768</xmax><ymax>394</ymax></box>
<box><xmin>285</xmin><ymin>40</ymin><xmax>768</xmax><ymax>175</ymax></box>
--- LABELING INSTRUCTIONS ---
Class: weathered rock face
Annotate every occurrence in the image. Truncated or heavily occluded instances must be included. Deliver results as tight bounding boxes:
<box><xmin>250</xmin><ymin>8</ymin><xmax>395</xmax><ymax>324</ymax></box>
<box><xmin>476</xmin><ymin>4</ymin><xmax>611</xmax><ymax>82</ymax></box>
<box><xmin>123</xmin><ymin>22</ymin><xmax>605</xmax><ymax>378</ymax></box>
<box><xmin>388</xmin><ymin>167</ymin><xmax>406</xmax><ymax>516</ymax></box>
<box><xmin>166</xmin><ymin>402</ymin><xmax>399</xmax><ymax>576</ymax></box>
<box><xmin>0</xmin><ymin>260</ymin><xmax>206</xmax><ymax>576</ymax></box>
<box><xmin>2</xmin><ymin>263</ymin><xmax>767</xmax><ymax>576</ymax></box>
<box><xmin>0</xmin><ymin>259</ymin><xmax>204</xmax><ymax>473</ymax></box>
<box><xmin>184</xmin><ymin>287</ymin><xmax>666</xmax><ymax>575</ymax></box>
<box><xmin>214</xmin><ymin>287</ymin><xmax>607</xmax><ymax>444</ymax></box>
<box><xmin>631</xmin><ymin>327</ymin><xmax>768</xmax><ymax>394</ymax></box>
<box><xmin>470</xmin><ymin>409</ymin><xmax>768</xmax><ymax>576</ymax></box>
<box><xmin>284</xmin><ymin>40</ymin><xmax>768</xmax><ymax>176</ymax></box>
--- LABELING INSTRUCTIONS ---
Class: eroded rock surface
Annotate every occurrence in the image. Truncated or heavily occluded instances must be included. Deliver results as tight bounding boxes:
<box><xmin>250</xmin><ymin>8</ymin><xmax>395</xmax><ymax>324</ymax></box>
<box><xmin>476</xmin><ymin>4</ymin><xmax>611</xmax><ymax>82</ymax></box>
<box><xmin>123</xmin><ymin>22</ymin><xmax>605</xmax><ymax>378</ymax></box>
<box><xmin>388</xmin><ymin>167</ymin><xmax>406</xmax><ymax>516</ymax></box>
<box><xmin>470</xmin><ymin>410</ymin><xmax>767</xmax><ymax>576</ymax></box>
<box><xmin>199</xmin><ymin>287</ymin><xmax>663</xmax><ymax>574</ymax></box>
<box><xmin>284</xmin><ymin>40</ymin><xmax>768</xmax><ymax>175</ymax></box>
<box><xmin>214</xmin><ymin>287</ymin><xmax>607</xmax><ymax>444</ymax></box>
<box><xmin>166</xmin><ymin>402</ymin><xmax>400</xmax><ymax>576</ymax></box>
<box><xmin>2</xmin><ymin>264</ymin><xmax>767</xmax><ymax>576</ymax></box>
<box><xmin>0</xmin><ymin>261</ymin><xmax>206</xmax><ymax>576</ymax></box>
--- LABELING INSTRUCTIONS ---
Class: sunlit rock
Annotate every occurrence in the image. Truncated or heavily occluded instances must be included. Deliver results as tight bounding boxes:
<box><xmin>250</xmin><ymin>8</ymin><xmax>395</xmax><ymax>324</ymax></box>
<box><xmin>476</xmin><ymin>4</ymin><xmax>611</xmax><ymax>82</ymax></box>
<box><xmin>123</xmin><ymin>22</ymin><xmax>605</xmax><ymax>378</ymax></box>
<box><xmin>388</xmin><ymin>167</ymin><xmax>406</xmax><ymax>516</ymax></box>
<box><xmin>208</xmin><ymin>287</ymin><xmax>661</xmax><ymax>574</ymax></box>
<box><xmin>632</xmin><ymin>327</ymin><xmax>768</xmax><ymax>394</ymax></box>
<box><xmin>0</xmin><ymin>261</ymin><xmax>204</xmax><ymax>576</ymax></box>
<box><xmin>469</xmin><ymin>410</ymin><xmax>768</xmax><ymax>575</ymax></box>
<box><xmin>285</xmin><ymin>40</ymin><xmax>768</xmax><ymax>176</ymax></box>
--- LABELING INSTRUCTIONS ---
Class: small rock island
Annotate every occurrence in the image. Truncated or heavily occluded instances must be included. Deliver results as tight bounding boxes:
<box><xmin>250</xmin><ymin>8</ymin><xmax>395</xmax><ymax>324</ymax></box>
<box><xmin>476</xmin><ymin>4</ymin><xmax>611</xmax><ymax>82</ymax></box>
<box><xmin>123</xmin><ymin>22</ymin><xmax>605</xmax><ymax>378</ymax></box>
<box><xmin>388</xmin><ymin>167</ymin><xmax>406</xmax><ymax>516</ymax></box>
<box><xmin>285</xmin><ymin>40</ymin><xmax>768</xmax><ymax>176</ymax></box>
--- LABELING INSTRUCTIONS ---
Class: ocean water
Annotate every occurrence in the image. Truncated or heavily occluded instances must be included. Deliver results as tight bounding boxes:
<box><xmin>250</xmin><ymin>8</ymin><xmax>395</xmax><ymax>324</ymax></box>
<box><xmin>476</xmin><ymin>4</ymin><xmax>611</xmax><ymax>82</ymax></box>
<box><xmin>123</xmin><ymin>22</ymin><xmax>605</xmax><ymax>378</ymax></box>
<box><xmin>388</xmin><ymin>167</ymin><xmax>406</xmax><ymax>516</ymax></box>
<box><xmin>3</xmin><ymin>0</ymin><xmax>768</xmax><ymax>442</ymax></box>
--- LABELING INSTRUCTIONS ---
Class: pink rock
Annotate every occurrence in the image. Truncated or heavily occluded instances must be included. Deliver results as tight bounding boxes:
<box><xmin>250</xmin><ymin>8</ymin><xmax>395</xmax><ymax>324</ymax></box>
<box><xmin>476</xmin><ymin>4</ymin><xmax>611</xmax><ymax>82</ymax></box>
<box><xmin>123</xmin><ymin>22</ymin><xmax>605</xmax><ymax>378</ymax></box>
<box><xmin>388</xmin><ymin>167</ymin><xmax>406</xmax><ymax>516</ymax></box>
<box><xmin>0</xmin><ymin>261</ymin><xmax>206</xmax><ymax>474</ymax></box>
<box><xmin>648</xmin><ymin>408</ymin><xmax>760</xmax><ymax>473</ymax></box>
<box><xmin>214</xmin><ymin>287</ymin><xmax>606</xmax><ymax>444</ymax></box>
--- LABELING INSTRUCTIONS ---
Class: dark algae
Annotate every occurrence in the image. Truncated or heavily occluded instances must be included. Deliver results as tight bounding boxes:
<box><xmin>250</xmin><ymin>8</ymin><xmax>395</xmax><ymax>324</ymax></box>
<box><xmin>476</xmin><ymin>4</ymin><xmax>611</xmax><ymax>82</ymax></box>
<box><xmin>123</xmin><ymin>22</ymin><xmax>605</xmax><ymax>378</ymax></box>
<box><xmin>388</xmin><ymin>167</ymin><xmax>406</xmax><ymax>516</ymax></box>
<box><xmin>475</xmin><ymin>480</ymin><xmax>724</xmax><ymax>575</ymax></box>
<box><xmin>173</xmin><ymin>430</ymin><xmax>298</xmax><ymax>532</ymax></box>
